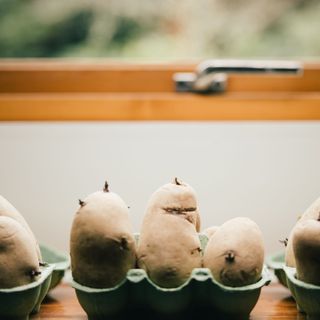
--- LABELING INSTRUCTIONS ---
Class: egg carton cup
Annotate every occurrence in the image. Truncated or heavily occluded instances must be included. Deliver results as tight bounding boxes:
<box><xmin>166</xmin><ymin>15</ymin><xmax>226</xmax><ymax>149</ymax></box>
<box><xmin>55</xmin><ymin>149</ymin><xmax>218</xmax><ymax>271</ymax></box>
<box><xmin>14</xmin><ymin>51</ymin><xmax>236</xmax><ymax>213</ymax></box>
<box><xmin>40</xmin><ymin>243</ymin><xmax>70</xmax><ymax>290</ymax></box>
<box><xmin>267</xmin><ymin>253</ymin><xmax>320</xmax><ymax>319</ymax></box>
<box><xmin>73</xmin><ymin>267</ymin><xmax>271</xmax><ymax>319</ymax></box>
<box><xmin>72</xmin><ymin>234</ymin><xmax>271</xmax><ymax>319</ymax></box>
<box><xmin>265</xmin><ymin>251</ymin><xmax>288</xmax><ymax>287</ymax></box>
<box><xmin>284</xmin><ymin>266</ymin><xmax>320</xmax><ymax>320</ymax></box>
<box><xmin>0</xmin><ymin>264</ymin><xmax>54</xmax><ymax>320</ymax></box>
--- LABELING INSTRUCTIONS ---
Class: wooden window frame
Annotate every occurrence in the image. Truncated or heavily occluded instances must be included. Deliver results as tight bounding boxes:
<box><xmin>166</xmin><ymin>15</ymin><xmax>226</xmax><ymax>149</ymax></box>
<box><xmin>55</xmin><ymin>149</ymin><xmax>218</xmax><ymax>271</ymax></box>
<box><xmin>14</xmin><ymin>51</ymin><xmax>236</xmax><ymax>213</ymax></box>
<box><xmin>0</xmin><ymin>59</ymin><xmax>319</xmax><ymax>121</ymax></box>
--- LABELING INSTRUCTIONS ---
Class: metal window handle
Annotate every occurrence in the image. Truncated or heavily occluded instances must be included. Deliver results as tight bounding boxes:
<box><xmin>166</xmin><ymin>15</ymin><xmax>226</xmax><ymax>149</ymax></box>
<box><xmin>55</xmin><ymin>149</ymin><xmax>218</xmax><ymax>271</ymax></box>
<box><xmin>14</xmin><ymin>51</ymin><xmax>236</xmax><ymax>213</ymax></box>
<box><xmin>174</xmin><ymin>60</ymin><xmax>303</xmax><ymax>94</ymax></box>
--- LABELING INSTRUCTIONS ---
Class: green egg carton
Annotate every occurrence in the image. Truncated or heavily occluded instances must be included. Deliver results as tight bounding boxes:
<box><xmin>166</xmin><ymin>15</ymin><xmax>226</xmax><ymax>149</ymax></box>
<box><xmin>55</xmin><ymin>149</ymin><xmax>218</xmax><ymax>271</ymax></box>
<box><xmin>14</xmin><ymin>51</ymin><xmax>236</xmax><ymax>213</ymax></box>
<box><xmin>73</xmin><ymin>266</ymin><xmax>270</xmax><ymax>319</ymax></box>
<box><xmin>0</xmin><ymin>264</ymin><xmax>54</xmax><ymax>320</ymax></box>
<box><xmin>266</xmin><ymin>251</ymin><xmax>288</xmax><ymax>287</ymax></box>
<box><xmin>40</xmin><ymin>243</ymin><xmax>70</xmax><ymax>290</ymax></box>
<box><xmin>72</xmin><ymin>234</ymin><xmax>271</xmax><ymax>319</ymax></box>
<box><xmin>284</xmin><ymin>266</ymin><xmax>320</xmax><ymax>320</ymax></box>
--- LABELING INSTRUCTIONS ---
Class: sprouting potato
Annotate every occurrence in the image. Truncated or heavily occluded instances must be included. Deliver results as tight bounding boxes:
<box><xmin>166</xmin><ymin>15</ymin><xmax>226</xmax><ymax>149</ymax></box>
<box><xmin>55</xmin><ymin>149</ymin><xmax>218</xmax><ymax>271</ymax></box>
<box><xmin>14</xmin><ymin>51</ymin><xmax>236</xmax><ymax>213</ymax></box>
<box><xmin>202</xmin><ymin>225</ymin><xmax>219</xmax><ymax>239</ymax></box>
<box><xmin>285</xmin><ymin>196</ymin><xmax>320</xmax><ymax>267</ymax></box>
<box><xmin>300</xmin><ymin>196</ymin><xmax>320</xmax><ymax>220</ymax></box>
<box><xmin>70</xmin><ymin>182</ymin><xmax>136</xmax><ymax>288</ymax></box>
<box><xmin>143</xmin><ymin>177</ymin><xmax>200</xmax><ymax>231</ymax></box>
<box><xmin>285</xmin><ymin>226</ymin><xmax>298</xmax><ymax>267</ymax></box>
<box><xmin>203</xmin><ymin>217</ymin><xmax>264</xmax><ymax>287</ymax></box>
<box><xmin>137</xmin><ymin>178</ymin><xmax>202</xmax><ymax>288</ymax></box>
<box><xmin>292</xmin><ymin>218</ymin><xmax>320</xmax><ymax>285</ymax></box>
<box><xmin>0</xmin><ymin>216</ymin><xmax>41</xmax><ymax>288</ymax></box>
<box><xmin>0</xmin><ymin>195</ymin><xmax>42</xmax><ymax>262</ymax></box>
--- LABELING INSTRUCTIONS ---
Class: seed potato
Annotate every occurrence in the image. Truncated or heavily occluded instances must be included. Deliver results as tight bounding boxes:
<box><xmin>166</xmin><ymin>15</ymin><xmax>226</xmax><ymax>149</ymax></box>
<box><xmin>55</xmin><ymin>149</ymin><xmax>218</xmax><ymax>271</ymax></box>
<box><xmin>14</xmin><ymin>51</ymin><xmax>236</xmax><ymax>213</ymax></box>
<box><xmin>202</xmin><ymin>225</ymin><xmax>219</xmax><ymax>239</ymax></box>
<box><xmin>0</xmin><ymin>195</ymin><xmax>42</xmax><ymax>262</ymax></box>
<box><xmin>292</xmin><ymin>219</ymin><xmax>320</xmax><ymax>285</ymax></box>
<box><xmin>285</xmin><ymin>196</ymin><xmax>320</xmax><ymax>267</ymax></box>
<box><xmin>203</xmin><ymin>217</ymin><xmax>264</xmax><ymax>287</ymax></box>
<box><xmin>0</xmin><ymin>216</ymin><xmax>41</xmax><ymax>288</ymax></box>
<box><xmin>137</xmin><ymin>178</ymin><xmax>202</xmax><ymax>288</ymax></box>
<box><xmin>70</xmin><ymin>182</ymin><xmax>136</xmax><ymax>288</ymax></box>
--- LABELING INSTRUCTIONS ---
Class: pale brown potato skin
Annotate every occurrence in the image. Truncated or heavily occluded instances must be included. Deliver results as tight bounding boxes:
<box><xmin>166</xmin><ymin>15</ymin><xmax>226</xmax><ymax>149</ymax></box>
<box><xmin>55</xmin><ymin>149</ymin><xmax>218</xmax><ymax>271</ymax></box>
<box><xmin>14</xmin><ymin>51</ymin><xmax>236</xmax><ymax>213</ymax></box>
<box><xmin>285</xmin><ymin>196</ymin><xmax>320</xmax><ymax>267</ymax></box>
<box><xmin>285</xmin><ymin>226</ymin><xmax>298</xmax><ymax>267</ymax></box>
<box><xmin>203</xmin><ymin>225</ymin><xmax>219</xmax><ymax>239</ymax></box>
<box><xmin>137</xmin><ymin>179</ymin><xmax>202</xmax><ymax>288</ymax></box>
<box><xmin>138</xmin><ymin>212</ymin><xmax>202</xmax><ymax>288</ymax></box>
<box><xmin>0</xmin><ymin>216</ymin><xmax>40</xmax><ymax>288</ymax></box>
<box><xmin>301</xmin><ymin>196</ymin><xmax>320</xmax><ymax>220</ymax></box>
<box><xmin>195</xmin><ymin>211</ymin><xmax>201</xmax><ymax>233</ymax></box>
<box><xmin>203</xmin><ymin>217</ymin><xmax>264</xmax><ymax>287</ymax></box>
<box><xmin>0</xmin><ymin>195</ymin><xmax>42</xmax><ymax>262</ymax></box>
<box><xmin>145</xmin><ymin>178</ymin><xmax>201</xmax><ymax>231</ymax></box>
<box><xmin>292</xmin><ymin>219</ymin><xmax>320</xmax><ymax>285</ymax></box>
<box><xmin>70</xmin><ymin>188</ymin><xmax>136</xmax><ymax>288</ymax></box>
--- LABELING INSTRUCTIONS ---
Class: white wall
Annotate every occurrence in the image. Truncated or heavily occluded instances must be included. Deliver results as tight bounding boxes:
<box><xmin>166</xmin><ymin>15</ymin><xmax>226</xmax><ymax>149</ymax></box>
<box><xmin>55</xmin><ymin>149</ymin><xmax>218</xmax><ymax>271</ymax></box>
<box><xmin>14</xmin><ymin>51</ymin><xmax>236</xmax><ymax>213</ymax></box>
<box><xmin>1</xmin><ymin>122</ymin><xmax>320</xmax><ymax>256</ymax></box>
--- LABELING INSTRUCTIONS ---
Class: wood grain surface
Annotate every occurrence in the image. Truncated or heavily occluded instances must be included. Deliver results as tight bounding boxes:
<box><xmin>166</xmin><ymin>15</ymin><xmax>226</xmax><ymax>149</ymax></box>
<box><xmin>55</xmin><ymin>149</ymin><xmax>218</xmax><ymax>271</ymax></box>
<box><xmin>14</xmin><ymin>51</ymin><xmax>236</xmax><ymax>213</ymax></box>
<box><xmin>0</xmin><ymin>60</ymin><xmax>319</xmax><ymax>121</ymax></box>
<box><xmin>1</xmin><ymin>92</ymin><xmax>320</xmax><ymax>121</ymax></box>
<box><xmin>30</xmin><ymin>282</ymin><xmax>305</xmax><ymax>319</ymax></box>
<box><xmin>0</xmin><ymin>61</ymin><xmax>319</xmax><ymax>93</ymax></box>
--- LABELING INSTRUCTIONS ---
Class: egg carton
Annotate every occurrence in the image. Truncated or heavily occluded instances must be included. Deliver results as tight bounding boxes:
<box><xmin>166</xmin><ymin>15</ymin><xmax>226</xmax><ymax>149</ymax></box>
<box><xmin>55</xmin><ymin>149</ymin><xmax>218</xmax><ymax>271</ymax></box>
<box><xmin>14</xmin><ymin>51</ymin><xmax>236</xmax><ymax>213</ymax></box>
<box><xmin>284</xmin><ymin>266</ymin><xmax>320</xmax><ymax>320</ymax></box>
<box><xmin>0</xmin><ymin>264</ymin><xmax>53</xmax><ymax>320</ymax></box>
<box><xmin>266</xmin><ymin>251</ymin><xmax>287</xmax><ymax>287</ymax></box>
<box><xmin>40</xmin><ymin>243</ymin><xmax>70</xmax><ymax>290</ymax></box>
<box><xmin>267</xmin><ymin>252</ymin><xmax>320</xmax><ymax>319</ymax></box>
<box><xmin>72</xmin><ymin>234</ymin><xmax>271</xmax><ymax>319</ymax></box>
<box><xmin>0</xmin><ymin>243</ymin><xmax>69</xmax><ymax>320</ymax></box>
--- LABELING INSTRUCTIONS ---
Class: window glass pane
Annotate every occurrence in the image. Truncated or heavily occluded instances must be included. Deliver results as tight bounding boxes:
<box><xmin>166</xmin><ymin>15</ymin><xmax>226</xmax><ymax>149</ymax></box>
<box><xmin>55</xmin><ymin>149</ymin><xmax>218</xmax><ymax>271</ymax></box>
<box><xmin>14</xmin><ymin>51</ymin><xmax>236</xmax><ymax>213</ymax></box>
<box><xmin>0</xmin><ymin>0</ymin><xmax>319</xmax><ymax>59</ymax></box>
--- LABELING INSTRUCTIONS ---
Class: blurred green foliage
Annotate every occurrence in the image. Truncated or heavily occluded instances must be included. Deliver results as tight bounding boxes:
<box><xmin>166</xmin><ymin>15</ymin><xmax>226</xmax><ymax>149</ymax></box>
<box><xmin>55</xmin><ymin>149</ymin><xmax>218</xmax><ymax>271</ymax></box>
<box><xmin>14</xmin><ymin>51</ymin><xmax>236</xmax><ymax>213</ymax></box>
<box><xmin>0</xmin><ymin>0</ymin><xmax>319</xmax><ymax>59</ymax></box>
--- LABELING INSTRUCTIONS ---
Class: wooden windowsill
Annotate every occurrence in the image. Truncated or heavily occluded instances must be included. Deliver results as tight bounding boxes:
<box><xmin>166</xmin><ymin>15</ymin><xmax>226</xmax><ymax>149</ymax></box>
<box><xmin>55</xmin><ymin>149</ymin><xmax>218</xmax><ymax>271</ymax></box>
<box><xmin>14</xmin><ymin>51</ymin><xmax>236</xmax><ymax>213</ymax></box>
<box><xmin>0</xmin><ymin>59</ymin><xmax>319</xmax><ymax>121</ymax></box>
<box><xmin>1</xmin><ymin>92</ymin><xmax>320</xmax><ymax>121</ymax></box>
